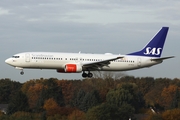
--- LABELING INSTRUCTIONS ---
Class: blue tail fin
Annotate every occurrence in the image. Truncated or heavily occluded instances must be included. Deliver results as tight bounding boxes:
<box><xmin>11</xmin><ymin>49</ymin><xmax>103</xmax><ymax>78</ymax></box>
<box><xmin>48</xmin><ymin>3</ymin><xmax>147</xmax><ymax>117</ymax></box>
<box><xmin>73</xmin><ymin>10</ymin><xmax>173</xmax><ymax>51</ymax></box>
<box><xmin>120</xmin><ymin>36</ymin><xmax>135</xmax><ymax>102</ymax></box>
<box><xmin>128</xmin><ymin>27</ymin><xmax>169</xmax><ymax>57</ymax></box>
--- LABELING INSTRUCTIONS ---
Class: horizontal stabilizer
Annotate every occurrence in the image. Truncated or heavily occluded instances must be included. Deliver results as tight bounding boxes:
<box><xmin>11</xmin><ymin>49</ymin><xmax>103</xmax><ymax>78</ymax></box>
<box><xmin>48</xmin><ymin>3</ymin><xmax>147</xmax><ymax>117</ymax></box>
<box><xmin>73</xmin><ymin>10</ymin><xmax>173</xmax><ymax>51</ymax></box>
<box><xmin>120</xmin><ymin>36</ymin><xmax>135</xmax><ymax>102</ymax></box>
<box><xmin>151</xmin><ymin>56</ymin><xmax>175</xmax><ymax>61</ymax></box>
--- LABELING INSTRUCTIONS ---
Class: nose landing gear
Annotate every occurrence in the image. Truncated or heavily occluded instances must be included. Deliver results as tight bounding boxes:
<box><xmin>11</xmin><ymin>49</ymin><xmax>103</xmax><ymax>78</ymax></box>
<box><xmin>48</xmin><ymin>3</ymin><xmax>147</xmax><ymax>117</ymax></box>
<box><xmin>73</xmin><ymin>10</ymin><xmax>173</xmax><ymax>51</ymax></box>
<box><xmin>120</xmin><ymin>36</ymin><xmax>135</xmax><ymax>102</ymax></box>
<box><xmin>20</xmin><ymin>70</ymin><xmax>24</xmax><ymax>75</ymax></box>
<box><xmin>15</xmin><ymin>67</ymin><xmax>24</xmax><ymax>75</ymax></box>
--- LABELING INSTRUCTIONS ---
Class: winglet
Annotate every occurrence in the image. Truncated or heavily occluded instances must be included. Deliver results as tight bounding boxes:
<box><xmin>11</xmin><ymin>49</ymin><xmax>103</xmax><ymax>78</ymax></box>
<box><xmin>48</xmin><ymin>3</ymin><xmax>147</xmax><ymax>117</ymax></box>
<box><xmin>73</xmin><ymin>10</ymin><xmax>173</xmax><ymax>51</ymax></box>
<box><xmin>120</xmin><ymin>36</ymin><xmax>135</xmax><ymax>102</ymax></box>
<box><xmin>128</xmin><ymin>27</ymin><xmax>169</xmax><ymax>57</ymax></box>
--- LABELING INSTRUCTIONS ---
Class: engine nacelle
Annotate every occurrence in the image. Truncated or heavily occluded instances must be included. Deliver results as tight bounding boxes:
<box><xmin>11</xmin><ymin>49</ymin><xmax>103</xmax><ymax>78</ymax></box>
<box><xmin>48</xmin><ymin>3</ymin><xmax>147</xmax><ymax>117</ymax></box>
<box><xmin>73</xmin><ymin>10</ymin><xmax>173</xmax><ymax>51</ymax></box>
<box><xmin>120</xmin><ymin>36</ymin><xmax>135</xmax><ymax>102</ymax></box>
<box><xmin>57</xmin><ymin>64</ymin><xmax>82</xmax><ymax>73</ymax></box>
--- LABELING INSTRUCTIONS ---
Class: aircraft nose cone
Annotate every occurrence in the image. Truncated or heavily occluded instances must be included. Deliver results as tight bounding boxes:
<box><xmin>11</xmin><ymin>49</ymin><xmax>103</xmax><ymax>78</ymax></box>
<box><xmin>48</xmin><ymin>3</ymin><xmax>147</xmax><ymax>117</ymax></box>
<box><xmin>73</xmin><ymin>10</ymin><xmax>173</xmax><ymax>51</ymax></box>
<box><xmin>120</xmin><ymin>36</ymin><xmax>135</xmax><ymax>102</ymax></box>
<box><xmin>5</xmin><ymin>58</ymin><xmax>11</xmax><ymax>65</ymax></box>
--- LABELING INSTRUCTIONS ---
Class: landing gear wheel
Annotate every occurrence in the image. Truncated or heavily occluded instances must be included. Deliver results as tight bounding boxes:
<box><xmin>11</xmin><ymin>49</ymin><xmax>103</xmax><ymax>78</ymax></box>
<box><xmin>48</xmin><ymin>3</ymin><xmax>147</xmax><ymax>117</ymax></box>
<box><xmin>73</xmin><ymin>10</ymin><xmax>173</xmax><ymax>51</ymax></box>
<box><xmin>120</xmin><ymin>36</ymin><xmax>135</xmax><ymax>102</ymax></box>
<box><xmin>82</xmin><ymin>71</ymin><xmax>93</xmax><ymax>78</ymax></box>
<box><xmin>20</xmin><ymin>71</ymin><xmax>24</xmax><ymax>75</ymax></box>
<box><xmin>88</xmin><ymin>73</ymin><xmax>93</xmax><ymax>78</ymax></box>
<box><xmin>82</xmin><ymin>72</ymin><xmax>87</xmax><ymax>78</ymax></box>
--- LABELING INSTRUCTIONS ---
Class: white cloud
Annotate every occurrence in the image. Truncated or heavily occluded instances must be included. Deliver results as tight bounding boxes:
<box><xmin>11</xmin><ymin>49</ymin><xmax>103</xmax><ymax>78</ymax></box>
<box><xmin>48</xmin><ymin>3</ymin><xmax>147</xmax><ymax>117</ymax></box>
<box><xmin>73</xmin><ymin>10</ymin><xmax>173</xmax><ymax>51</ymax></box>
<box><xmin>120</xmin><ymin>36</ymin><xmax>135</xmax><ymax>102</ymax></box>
<box><xmin>27</xmin><ymin>18</ymin><xmax>42</xmax><ymax>22</ymax></box>
<box><xmin>0</xmin><ymin>7</ymin><xmax>10</xmax><ymax>15</ymax></box>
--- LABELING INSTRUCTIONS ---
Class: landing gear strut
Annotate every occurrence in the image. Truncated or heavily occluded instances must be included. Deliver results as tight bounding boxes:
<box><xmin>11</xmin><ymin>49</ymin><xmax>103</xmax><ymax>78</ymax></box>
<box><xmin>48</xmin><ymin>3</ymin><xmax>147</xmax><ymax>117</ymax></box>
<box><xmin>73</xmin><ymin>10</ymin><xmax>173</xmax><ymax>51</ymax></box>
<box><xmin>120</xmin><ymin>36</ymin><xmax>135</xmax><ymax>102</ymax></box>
<box><xmin>82</xmin><ymin>71</ymin><xmax>93</xmax><ymax>78</ymax></box>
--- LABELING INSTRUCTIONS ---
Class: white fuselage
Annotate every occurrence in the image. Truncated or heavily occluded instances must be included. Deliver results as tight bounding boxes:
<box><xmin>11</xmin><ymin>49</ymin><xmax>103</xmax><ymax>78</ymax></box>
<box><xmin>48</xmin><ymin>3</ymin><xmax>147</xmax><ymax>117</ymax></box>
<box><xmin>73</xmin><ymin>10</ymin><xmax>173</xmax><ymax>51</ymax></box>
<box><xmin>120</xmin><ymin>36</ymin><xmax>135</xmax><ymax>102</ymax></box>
<box><xmin>5</xmin><ymin>52</ymin><xmax>162</xmax><ymax>72</ymax></box>
<box><xmin>5</xmin><ymin>27</ymin><xmax>173</xmax><ymax>77</ymax></box>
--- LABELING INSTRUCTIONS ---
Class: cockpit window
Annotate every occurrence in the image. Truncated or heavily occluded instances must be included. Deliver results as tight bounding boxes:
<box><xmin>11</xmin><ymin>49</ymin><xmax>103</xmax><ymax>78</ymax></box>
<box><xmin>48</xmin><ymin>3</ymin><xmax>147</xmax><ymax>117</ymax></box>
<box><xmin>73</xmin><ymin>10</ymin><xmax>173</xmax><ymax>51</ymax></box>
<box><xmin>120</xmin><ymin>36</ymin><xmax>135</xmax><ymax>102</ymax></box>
<box><xmin>12</xmin><ymin>56</ymin><xmax>20</xmax><ymax>58</ymax></box>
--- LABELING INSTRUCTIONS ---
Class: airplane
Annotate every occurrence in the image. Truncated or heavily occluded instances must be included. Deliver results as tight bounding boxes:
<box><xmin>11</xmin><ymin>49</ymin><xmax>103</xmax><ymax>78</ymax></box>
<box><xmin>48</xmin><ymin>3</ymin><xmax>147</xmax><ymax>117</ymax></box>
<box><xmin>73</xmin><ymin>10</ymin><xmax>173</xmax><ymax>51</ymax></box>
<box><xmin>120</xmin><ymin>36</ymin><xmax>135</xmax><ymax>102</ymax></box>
<box><xmin>5</xmin><ymin>27</ymin><xmax>174</xmax><ymax>78</ymax></box>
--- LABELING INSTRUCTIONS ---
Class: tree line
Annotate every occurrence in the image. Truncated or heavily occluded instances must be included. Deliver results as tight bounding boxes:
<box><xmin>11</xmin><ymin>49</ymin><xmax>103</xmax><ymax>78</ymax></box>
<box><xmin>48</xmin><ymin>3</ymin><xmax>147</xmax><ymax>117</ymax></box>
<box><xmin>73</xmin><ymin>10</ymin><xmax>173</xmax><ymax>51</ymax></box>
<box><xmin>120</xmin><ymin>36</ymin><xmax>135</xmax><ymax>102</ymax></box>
<box><xmin>0</xmin><ymin>76</ymin><xmax>180</xmax><ymax>120</ymax></box>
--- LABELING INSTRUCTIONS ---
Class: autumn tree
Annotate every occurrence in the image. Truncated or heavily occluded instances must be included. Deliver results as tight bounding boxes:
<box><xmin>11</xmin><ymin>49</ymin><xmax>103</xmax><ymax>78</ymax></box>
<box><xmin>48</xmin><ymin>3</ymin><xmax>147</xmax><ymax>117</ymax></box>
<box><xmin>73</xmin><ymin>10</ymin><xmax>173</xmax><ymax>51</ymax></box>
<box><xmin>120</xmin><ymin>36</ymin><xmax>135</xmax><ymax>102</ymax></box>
<box><xmin>162</xmin><ymin>109</ymin><xmax>180</xmax><ymax>120</ymax></box>
<box><xmin>43</xmin><ymin>98</ymin><xmax>60</xmax><ymax>116</ymax></box>
<box><xmin>21</xmin><ymin>78</ymin><xmax>64</xmax><ymax>112</ymax></box>
<box><xmin>26</xmin><ymin>83</ymin><xmax>44</xmax><ymax>110</ymax></box>
<box><xmin>135</xmin><ymin>77</ymin><xmax>155</xmax><ymax>96</ymax></box>
<box><xmin>118</xmin><ymin>76</ymin><xmax>136</xmax><ymax>83</ymax></box>
<box><xmin>10</xmin><ymin>111</ymin><xmax>41</xmax><ymax>120</ymax></box>
<box><xmin>171</xmin><ymin>78</ymin><xmax>180</xmax><ymax>87</ymax></box>
<box><xmin>21</xmin><ymin>79</ymin><xmax>46</xmax><ymax>111</ymax></box>
<box><xmin>42</xmin><ymin>78</ymin><xmax>64</xmax><ymax>106</ymax></box>
<box><xmin>32</xmin><ymin>78</ymin><xmax>64</xmax><ymax>113</ymax></box>
<box><xmin>21</xmin><ymin>79</ymin><xmax>42</xmax><ymax>94</ymax></box>
<box><xmin>68</xmin><ymin>109</ymin><xmax>85</xmax><ymax>120</ymax></box>
<box><xmin>0</xmin><ymin>110</ymin><xmax>4</xmax><ymax>116</ymax></box>
<box><xmin>144</xmin><ymin>78</ymin><xmax>171</xmax><ymax>109</ymax></box>
<box><xmin>46</xmin><ymin>114</ymin><xmax>67</xmax><ymax>120</ymax></box>
<box><xmin>160</xmin><ymin>85</ymin><xmax>179</xmax><ymax>109</ymax></box>
<box><xmin>57</xmin><ymin>80</ymin><xmax>75</xmax><ymax>105</ymax></box>
<box><xmin>145</xmin><ymin>114</ymin><xmax>162</xmax><ymax>120</ymax></box>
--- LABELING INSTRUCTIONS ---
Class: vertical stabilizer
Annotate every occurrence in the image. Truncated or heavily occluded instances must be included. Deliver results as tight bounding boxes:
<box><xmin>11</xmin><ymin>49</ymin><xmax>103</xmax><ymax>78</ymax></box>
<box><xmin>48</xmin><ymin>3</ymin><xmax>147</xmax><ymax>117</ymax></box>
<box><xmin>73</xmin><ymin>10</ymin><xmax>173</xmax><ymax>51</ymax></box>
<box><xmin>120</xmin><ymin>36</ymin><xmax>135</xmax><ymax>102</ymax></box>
<box><xmin>128</xmin><ymin>27</ymin><xmax>169</xmax><ymax>57</ymax></box>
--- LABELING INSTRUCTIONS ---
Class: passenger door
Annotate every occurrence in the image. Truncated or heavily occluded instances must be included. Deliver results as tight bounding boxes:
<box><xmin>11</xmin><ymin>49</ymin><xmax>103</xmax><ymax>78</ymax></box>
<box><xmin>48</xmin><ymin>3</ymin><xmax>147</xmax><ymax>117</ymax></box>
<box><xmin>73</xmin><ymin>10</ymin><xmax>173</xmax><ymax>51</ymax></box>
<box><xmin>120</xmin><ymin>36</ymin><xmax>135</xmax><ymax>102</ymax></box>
<box><xmin>25</xmin><ymin>53</ymin><xmax>30</xmax><ymax>62</ymax></box>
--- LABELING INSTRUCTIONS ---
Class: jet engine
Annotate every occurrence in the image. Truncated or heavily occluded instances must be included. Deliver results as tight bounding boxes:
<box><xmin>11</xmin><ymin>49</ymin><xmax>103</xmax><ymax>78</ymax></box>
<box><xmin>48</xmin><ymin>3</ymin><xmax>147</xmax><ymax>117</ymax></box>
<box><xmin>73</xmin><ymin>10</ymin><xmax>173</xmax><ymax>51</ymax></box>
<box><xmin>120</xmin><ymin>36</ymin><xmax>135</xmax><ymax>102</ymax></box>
<box><xmin>57</xmin><ymin>64</ymin><xmax>82</xmax><ymax>73</ymax></box>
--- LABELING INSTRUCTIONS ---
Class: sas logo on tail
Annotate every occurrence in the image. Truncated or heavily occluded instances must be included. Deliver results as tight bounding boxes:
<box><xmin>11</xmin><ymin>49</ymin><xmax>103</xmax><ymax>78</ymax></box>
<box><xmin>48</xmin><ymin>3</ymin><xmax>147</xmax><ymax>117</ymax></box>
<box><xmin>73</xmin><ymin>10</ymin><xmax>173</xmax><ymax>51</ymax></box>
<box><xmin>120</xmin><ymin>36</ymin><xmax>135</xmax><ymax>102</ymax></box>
<box><xmin>144</xmin><ymin>47</ymin><xmax>162</xmax><ymax>55</ymax></box>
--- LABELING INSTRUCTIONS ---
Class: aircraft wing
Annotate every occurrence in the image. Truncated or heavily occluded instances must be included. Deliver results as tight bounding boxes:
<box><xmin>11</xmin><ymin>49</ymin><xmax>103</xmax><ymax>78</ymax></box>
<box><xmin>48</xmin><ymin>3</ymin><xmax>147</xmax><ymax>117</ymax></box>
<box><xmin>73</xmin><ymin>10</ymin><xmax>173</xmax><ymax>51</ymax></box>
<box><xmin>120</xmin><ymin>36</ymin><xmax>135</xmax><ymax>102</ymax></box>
<box><xmin>81</xmin><ymin>56</ymin><xmax>124</xmax><ymax>70</ymax></box>
<box><xmin>151</xmin><ymin>56</ymin><xmax>175</xmax><ymax>61</ymax></box>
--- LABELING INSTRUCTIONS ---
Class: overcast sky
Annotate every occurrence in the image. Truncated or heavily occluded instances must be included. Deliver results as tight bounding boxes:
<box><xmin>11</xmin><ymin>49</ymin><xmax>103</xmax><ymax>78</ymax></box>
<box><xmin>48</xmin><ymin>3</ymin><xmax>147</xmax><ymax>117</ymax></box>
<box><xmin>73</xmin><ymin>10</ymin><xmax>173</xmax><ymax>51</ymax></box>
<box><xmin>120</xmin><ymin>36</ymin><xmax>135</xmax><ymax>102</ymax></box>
<box><xmin>1</xmin><ymin>0</ymin><xmax>180</xmax><ymax>83</ymax></box>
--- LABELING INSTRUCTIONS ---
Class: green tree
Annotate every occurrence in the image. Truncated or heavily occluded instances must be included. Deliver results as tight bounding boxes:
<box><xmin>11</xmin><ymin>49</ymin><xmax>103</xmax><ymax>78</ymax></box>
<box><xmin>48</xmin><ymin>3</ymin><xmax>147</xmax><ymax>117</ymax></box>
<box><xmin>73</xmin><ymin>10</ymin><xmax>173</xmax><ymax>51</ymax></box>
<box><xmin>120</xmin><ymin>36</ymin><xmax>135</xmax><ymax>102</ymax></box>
<box><xmin>86</xmin><ymin>103</ymin><xmax>135</xmax><ymax>120</ymax></box>
<box><xmin>0</xmin><ymin>79</ymin><xmax>22</xmax><ymax>103</ymax></box>
<box><xmin>106</xmin><ymin>83</ymin><xmax>144</xmax><ymax>112</ymax></box>
<box><xmin>171</xmin><ymin>89</ymin><xmax>180</xmax><ymax>109</ymax></box>
<box><xmin>106</xmin><ymin>87</ymin><xmax>133</xmax><ymax>107</ymax></box>
<box><xmin>79</xmin><ymin>90</ymin><xmax>101</xmax><ymax>112</ymax></box>
<box><xmin>118</xmin><ymin>104</ymin><xmax>135</xmax><ymax>120</ymax></box>
<box><xmin>72</xmin><ymin>89</ymin><xmax>86</xmax><ymax>109</ymax></box>
<box><xmin>86</xmin><ymin>103</ymin><xmax>121</xmax><ymax>120</ymax></box>
<box><xmin>72</xmin><ymin>89</ymin><xmax>101</xmax><ymax>112</ymax></box>
<box><xmin>7</xmin><ymin>90</ymin><xmax>29</xmax><ymax>115</ymax></box>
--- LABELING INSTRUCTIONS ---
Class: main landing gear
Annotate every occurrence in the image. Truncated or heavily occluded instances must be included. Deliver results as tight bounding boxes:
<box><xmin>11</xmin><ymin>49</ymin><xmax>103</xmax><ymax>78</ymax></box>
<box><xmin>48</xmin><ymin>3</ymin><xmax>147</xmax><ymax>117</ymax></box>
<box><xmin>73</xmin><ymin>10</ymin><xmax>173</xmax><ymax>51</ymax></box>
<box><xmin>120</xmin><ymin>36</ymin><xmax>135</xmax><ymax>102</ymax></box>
<box><xmin>82</xmin><ymin>71</ymin><xmax>93</xmax><ymax>78</ymax></box>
